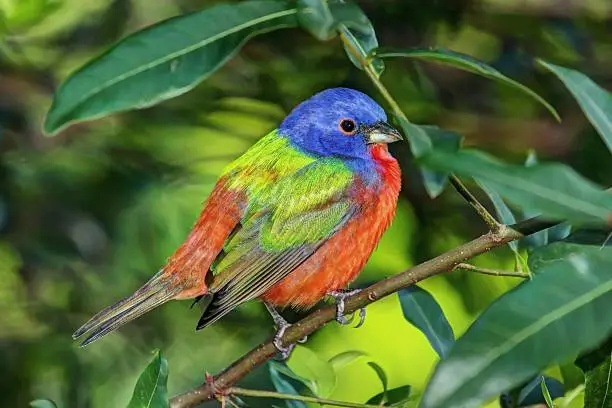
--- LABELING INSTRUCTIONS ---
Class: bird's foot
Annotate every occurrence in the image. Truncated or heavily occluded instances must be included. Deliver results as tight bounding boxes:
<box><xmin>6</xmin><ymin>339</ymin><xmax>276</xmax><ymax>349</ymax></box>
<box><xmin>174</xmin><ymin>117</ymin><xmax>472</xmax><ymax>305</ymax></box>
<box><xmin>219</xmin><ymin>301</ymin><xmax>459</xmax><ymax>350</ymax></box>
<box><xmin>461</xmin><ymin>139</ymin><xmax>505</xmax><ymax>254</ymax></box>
<box><xmin>328</xmin><ymin>289</ymin><xmax>366</xmax><ymax>328</ymax></box>
<box><xmin>265</xmin><ymin>302</ymin><xmax>306</xmax><ymax>360</ymax></box>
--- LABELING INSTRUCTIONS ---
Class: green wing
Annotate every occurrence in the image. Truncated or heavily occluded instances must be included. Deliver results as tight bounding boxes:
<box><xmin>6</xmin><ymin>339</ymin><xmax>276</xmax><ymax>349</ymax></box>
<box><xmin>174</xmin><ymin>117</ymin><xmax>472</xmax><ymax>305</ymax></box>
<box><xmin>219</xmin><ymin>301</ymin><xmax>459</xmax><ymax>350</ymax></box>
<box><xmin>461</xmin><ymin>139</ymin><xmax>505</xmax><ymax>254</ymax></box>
<box><xmin>197</xmin><ymin>155</ymin><xmax>356</xmax><ymax>329</ymax></box>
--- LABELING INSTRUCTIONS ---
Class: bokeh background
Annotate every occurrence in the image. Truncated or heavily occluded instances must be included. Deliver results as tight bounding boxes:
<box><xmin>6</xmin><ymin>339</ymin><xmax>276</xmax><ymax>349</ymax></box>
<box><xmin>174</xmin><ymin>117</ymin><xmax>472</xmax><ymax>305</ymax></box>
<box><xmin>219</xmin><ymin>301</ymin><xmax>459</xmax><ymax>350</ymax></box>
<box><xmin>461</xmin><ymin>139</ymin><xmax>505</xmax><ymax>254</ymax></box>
<box><xmin>1</xmin><ymin>0</ymin><xmax>612</xmax><ymax>406</ymax></box>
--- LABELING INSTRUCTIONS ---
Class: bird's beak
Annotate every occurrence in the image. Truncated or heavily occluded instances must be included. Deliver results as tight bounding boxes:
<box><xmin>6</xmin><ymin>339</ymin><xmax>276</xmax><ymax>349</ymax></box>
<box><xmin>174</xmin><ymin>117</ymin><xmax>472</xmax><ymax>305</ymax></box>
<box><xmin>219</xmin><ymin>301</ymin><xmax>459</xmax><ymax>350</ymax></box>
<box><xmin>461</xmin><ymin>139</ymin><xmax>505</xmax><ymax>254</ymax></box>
<box><xmin>364</xmin><ymin>121</ymin><xmax>403</xmax><ymax>145</ymax></box>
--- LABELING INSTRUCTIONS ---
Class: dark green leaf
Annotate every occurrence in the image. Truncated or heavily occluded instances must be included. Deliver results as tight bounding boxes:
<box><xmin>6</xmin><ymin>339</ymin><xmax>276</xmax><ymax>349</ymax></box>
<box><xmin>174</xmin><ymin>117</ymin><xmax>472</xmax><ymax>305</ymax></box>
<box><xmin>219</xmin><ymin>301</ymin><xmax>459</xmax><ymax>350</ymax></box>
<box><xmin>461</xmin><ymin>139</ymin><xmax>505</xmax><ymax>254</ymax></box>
<box><xmin>538</xmin><ymin>60</ymin><xmax>612</xmax><ymax>154</ymax></box>
<box><xmin>420</xmin><ymin>251</ymin><xmax>612</xmax><ymax>408</ymax></box>
<box><xmin>328</xmin><ymin>350</ymin><xmax>368</xmax><ymax>370</ymax></box>
<box><xmin>397</xmin><ymin>124</ymin><xmax>462</xmax><ymax>198</ymax></box>
<box><xmin>127</xmin><ymin>350</ymin><xmax>169</xmax><ymax>408</ymax></box>
<box><xmin>516</xmin><ymin>375</ymin><xmax>564</xmax><ymax>407</ymax></box>
<box><xmin>29</xmin><ymin>400</ymin><xmax>58</xmax><ymax>408</ymax></box>
<box><xmin>373</xmin><ymin>47</ymin><xmax>560</xmax><ymax>121</ymax></box>
<box><xmin>398</xmin><ymin>286</ymin><xmax>455</xmax><ymax>359</ymax></box>
<box><xmin>296</xmin><ymin>0</ymin><xmax>336</xmax><ymax>40</ymax></box>
<box><xmin>548</xmin><ymin>223</ymin><xmax>572</xmax><ymax>243</ymax></box>
<box><xmin>366</xmin><ymin>385</ymin><xmax>413</xmax><ymax>406</ymax></box>
<box><xmin>527</xmin><ymin>234</ymin><xmax>612</xmax><ymax>272</ymax></box>
<box><xmin>422</xmin><ymin>148</ymin><xmax>612</xmax><ymax>226</ymax></box>
<box><xmin>269</xmin><ymin>361</ymin><xmax>315</xmax><ymax>395</ymax></box>
<box><xmin>44</xmin><ymin>1</ymin><xmax>298</xmax><ymax>134</ymax></box>
<box><xmin>330</xmin><ymin>1</ymin><xmax>384</xmax><ymax>76</ymax></box>
<box><xmin>269</xmin><ymin>363</ymin><xmax>308</xmax><ymax>408</ymax></box>
<box><xmin>367</xmin><ymin>362</ymin><xmax>388</xmax><ymax>404</ymax></box>
<box><xmin>396</xmin><ymin>118</ymin><xmax>433</xmax><ymax>158</ymax></box>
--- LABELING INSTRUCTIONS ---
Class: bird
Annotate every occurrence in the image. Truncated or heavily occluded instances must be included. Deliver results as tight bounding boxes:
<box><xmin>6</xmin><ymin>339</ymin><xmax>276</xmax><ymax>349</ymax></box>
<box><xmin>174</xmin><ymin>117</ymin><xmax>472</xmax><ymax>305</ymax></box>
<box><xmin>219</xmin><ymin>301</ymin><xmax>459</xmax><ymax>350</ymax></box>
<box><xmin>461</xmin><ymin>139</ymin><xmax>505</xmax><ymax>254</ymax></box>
<box><xmin>72</xmin><ymin>87</ymin><xmax>402</xmax><ymax>357</ymax></box>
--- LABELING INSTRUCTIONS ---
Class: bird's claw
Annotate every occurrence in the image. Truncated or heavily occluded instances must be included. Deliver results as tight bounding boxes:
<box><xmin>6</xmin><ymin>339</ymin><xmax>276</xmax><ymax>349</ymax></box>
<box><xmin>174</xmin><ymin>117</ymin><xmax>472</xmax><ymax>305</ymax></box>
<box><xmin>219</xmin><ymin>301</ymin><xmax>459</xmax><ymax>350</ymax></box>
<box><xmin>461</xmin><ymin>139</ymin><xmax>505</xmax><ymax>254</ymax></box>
<box><xmin>272</xmin><ymin>324</ymin><xmax>294</xmax><ymax>360</ymax></box>
<box><xmin>328</xmin><ymin>289</ymin><xmax>367</xmax><ymax>328</ymax></box>
<box><xmin>265</xmin><ymin>302</ymin><xmax>305</xmax><ymax>359</ymax></box>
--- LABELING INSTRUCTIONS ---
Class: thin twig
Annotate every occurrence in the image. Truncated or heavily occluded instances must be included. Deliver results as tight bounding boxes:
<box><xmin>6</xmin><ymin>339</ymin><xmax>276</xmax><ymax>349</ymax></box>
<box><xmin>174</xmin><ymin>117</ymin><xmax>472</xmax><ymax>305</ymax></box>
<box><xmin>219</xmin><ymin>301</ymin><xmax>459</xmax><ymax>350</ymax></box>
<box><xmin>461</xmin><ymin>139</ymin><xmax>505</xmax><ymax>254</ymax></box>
<box><xmin>169</xmin><ymin>218</ymin><xmax>557</xmax><ymax>408</ymax></box>
<box><xmin>454</xmin><ymin>262</ymin><xmax>530</xmax><ymax>278</ymax></box>
<box><xmin>346</xmin><ymin>35</ymin><xmax>501</xmax><ymax>233</ymax></box>
<box><xmin>449</xmin><ymin>175</ymin><xmax>504</xmax><ymax>233</ymax></box>
<box><xmin>229</xmin><ymin>387</ymin><xmax>383</xmax><ymax>408</ymax></box>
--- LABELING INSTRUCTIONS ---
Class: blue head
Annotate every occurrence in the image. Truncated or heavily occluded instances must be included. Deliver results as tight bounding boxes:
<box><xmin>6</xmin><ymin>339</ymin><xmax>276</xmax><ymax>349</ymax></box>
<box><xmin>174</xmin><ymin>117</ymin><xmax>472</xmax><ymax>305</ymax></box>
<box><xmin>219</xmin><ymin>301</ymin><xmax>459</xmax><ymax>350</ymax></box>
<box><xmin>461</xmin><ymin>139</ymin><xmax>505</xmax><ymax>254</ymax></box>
<box><xmin>278</xmin><ymin>88</ymin><xmax>402</xmax><ymax>169</ymax></box>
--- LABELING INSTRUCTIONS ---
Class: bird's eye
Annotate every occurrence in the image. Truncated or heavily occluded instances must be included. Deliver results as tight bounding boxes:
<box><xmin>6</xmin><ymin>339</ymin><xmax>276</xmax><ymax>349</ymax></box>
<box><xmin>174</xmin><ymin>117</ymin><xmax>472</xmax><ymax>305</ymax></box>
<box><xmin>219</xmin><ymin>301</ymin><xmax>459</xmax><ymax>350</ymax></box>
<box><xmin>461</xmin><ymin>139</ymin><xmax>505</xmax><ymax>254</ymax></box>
<box><xmin>339</xmin><ymin>119</ymin><xmax>357</xmax><ymax>135</ymax></box>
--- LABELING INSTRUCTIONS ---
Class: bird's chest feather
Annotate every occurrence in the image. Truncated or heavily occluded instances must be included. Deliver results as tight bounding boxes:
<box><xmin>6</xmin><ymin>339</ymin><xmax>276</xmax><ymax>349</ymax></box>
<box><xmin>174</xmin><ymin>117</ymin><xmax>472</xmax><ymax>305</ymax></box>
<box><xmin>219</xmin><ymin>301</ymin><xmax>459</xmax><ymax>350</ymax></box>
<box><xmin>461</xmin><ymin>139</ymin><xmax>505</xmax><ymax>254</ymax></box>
<box><xmin>262</xmin><ymin>145</ymin><xmax>401</xmax><ymax>307</ymax></box>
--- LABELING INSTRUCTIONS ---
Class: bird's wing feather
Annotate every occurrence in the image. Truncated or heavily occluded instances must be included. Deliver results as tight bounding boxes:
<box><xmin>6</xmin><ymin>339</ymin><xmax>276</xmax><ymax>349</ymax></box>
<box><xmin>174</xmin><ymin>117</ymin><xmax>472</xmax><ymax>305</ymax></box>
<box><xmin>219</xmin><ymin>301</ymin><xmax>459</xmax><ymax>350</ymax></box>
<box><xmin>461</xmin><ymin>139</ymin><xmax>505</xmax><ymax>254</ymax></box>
<box><xmin>197</xmin><ymin>137</ymin><xmax>358</xmax><ymax>329</ymax></box>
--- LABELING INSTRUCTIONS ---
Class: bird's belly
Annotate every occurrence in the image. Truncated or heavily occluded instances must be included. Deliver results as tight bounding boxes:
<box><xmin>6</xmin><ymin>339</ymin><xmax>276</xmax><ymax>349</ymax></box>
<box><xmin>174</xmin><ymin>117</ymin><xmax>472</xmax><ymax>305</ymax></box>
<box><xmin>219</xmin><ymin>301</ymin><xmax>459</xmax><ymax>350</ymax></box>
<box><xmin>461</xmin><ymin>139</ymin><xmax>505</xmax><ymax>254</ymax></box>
<box><xmin>261</xmin><ymin>199</ymin><xmax>396</xmax><ymax>308</ymax></box>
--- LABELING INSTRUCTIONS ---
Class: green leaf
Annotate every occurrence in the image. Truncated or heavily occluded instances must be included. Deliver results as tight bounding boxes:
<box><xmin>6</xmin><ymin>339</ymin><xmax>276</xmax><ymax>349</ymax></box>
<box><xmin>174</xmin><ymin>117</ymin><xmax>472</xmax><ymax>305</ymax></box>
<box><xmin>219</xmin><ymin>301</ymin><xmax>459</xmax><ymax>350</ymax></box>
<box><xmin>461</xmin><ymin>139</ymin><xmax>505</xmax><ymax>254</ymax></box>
<box><xmin>367</xmin><ymin>361</ymin><xmax>388</xmax><ymax>404</ymax></box>
<box><xmin>398</xmin><ymin>286</ymin><xmax>455</xmax><ymax>359</ymax></box>
<box><xmin>296</xmin><ymin>0</ymin><xmax>335</xmax><ymax>40</ymax></box>
<box><xmin>269</xmin><ymin>361</ymin><xmax>316</xmax><ymax>395</ymax></box>
<box><xmin>420</xmin><ymin>251</ymin><xmax>612</xmax><ymax>408</ymax></box>
<box><xmin>422</xmin><ymin>148</ymin><xmax>612</xmax><ymax>226</ymax></box>
<box><xmin>527</xmin><ymin>233</ymin><xmax>612</xmax><ymax>272</ymax></box>
<box><xmin>373</xmin><ymin>47</ymin><xmax>560</xmax><ymax>121</ymax></box>
<box><xmin>331</xmin><ymin>1</ymin><xmax>384</xmax><ymax>76</ymax></box>
<box><xmin>127</xmin><ymin>350</ymin><xmax>169</xmax><ymax>408</ymax></box>
<box><xmin>538</xmin><ymin>60</ymin><xmax>612</xmax><ymax>154</ymax></box>
<box><xmin>367</xmin><ymin>385</ymin><xmax>413</xmax><ymax>407</ymax></box>
<box><xmin>269</xmin><ymin>363</ymin><xmax>308</xmax><ymax>408</ymax></box>
<box><xmin>328</xmin><ymin>350</ymin><xmax>368</xmax><ymax>370</ymax></box>
<box><xmin>287</xmin><ymin>345</ymin><xmax>336</xmax><ymax>398</ymax></box>
<box><xmin>29</xmin><ymin>400</ymin><xmax>58</xmax><ymax>408</ymax></box>
<box><xmin>44</xmin><ymin>0</ymin><xmax>298</xmax><ymax>134</ymax></box>
<box><xmin>296</xmin><ymin>0</ymin><xmax>383</xmax><ymax>75</ymax></box>
<box><xmin>398</xmin><ymin>124</ymin><xmax>462</xmax><ymax>198</ymax></box>
<box><xmin>396</xmin><ymin>118</ymin><xmax>433</xmax><ymax>158</ymax></box>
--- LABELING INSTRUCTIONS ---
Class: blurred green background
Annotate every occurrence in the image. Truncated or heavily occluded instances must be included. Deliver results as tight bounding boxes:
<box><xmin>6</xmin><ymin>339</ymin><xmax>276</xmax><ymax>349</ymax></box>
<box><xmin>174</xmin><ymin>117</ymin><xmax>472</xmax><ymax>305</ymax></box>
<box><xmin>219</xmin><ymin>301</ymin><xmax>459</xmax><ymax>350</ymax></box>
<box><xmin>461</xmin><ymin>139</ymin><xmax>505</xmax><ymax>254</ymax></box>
<box><xmin>1</xmin><ymin>0</ymin><xmax>611</xmax><ymax>407</ymax></box>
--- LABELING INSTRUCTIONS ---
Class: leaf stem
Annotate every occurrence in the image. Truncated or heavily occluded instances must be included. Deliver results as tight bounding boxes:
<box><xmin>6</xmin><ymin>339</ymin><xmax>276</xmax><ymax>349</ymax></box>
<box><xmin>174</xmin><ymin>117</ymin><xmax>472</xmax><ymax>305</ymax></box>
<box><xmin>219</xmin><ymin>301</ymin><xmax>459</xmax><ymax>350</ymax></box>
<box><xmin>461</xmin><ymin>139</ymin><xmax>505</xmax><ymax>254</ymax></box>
<box><xmin>228</xmin><ymin>387</ymin><xmax>382</xmax><ymax>408</ymax></box>
<box><xmin>454</xmin><ymin>263</ymin><xmax>529</xmax><ymax>278</ymax></box>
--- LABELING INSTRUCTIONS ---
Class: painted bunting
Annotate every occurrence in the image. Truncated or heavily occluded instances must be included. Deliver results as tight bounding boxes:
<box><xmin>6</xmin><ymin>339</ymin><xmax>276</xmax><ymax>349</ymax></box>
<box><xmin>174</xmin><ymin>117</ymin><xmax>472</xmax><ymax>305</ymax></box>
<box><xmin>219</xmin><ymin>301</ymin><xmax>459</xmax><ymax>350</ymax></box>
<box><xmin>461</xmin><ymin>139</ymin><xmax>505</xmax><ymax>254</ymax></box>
<box><xmin>73</xmin><ymin>88</ymin><xmax>402</xmax><ymax>356</ymax></box>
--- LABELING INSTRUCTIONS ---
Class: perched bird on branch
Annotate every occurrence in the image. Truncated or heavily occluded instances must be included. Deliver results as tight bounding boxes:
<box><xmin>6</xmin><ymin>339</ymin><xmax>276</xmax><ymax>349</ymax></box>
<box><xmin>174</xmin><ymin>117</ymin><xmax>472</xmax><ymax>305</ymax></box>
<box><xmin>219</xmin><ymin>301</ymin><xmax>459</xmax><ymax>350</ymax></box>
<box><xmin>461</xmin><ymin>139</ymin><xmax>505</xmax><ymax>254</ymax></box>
<box><xmin>73</xmin><ymin>88</ymin><xmax>402</xmax><ymax>357</ymax></box>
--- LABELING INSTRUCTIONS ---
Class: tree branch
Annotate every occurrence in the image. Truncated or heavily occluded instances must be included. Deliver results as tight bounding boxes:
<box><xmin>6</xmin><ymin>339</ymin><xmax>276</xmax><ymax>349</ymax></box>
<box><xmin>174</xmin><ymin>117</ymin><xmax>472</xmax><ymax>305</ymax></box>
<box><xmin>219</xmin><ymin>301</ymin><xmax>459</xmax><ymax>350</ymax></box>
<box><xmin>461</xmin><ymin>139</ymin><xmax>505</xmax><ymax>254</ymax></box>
<box><xmin>169</xmin><ymin>217</ymin><xmax>553</xmax><ymax>408</ymax></box>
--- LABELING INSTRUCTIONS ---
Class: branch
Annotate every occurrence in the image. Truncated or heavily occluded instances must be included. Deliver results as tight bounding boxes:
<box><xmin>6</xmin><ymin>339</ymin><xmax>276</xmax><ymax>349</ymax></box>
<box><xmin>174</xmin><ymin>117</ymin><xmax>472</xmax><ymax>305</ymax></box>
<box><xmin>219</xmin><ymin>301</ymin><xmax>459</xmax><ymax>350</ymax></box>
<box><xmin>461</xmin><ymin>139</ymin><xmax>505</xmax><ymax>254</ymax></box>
<box><xmin>169</xmin><ymin>217</ymin><xmax>553</xmax><ymax>408</ymax></box>
<box><xmin>453</xmin><ymin>262</ymin><xmax>530</xmax><ymax>278</ymax></box>
<box><xmin>228</xmin><ymin>387</ymin><xmax>383</xmax><ymax>408</ymax></box>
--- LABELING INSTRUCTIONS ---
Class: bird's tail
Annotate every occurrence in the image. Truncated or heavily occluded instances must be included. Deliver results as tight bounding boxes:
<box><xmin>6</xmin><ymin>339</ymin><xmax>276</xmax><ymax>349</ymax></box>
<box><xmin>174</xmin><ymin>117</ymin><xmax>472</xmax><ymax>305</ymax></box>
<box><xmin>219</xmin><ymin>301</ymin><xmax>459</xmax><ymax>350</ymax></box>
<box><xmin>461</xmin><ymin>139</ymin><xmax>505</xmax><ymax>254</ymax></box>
<box><xmin>72</xmin><ymin>271</ymin><xmax>183</xmax><ymax>347</ymax></box>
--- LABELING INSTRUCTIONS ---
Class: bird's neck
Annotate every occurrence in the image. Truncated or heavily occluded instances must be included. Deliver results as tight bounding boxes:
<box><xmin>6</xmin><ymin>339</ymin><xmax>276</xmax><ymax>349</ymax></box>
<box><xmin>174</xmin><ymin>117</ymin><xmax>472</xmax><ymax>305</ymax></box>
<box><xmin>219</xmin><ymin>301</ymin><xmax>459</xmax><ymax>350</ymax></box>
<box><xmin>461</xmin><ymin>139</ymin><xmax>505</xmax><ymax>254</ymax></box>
<box><xmin>348</xmin><ymin>144</ymin><xmax>400</xmax><ymax>190</ymax></box>
<box><xmin>370</xmin><ymin>144</ymin><xmax>401</xmax><ymax>184</ymax></box>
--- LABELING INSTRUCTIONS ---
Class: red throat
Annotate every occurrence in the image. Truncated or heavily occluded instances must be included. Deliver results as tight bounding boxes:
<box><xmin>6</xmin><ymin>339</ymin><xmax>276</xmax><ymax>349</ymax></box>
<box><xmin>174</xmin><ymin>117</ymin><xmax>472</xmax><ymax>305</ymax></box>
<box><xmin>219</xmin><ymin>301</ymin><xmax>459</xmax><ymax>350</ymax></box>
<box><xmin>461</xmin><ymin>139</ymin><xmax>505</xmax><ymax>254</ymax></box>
<box><xmin>369</xmin><ymin>143</ymin><xmax>401</xmax><ymax>191</ymax></box>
